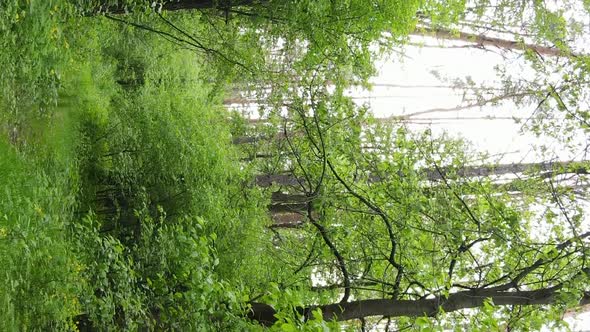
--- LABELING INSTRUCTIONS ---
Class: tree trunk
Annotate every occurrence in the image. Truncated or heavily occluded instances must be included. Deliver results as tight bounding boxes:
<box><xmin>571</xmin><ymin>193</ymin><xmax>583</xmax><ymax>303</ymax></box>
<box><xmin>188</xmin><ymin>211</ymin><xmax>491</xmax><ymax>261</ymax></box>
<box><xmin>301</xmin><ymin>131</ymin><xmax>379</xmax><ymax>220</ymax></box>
<box><xmin>248</xmin><ymin>288</ymin><xmax>590</xmax><ymax>326</ymax></box>
<box><xmin>395</xmin><ymin>91</ymin><xmax>533</xmax><ymax>119</ymax></box>
<box><xmin>257</xmin><ymin>161</ymin><xmax>589</xmax><ymax>187</ymax></box>
<box><xmin>269</xmin><ymin>202</ymin><xmax>307</xmax><ymax>213</ymax></box>
<box><xmin>424</xmin><ymin>160</ymin><xmax>589</xmax><ymax>181</ymax></box>
<box><xmin>256</xmin><ymin>174</ymin><xmax>301</xmax><ymax>187</ymax></box>
<box><xmin>270</xmin><ymin>212</ymin><xmax>306</xmax><ymax>228</ymax></box>
<box><xmin>271</xmin><ymin>191</ymin><xmax>309</xmax><ymax>203</ymax></box>
<box><xmin>99</xmin><ymin>0</ymin><xmax>260</xmax><ymax>14</ymax></box>
<box><xmin>413</xmin><ymin>26</ymin><xmax>577</xmax><ymax>58</ymax></box>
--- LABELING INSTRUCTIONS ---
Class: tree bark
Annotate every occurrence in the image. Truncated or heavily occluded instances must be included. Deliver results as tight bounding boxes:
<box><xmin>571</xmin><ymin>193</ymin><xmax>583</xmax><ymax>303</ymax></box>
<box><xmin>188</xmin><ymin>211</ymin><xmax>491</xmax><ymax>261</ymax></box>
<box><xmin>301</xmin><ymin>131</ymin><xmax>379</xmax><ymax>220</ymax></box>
<box><xmin>256</xmin><ymin>174</ymin><xmax>301</xmax><ymax>187</ymax></box>
<box><xmin>413</xmin><ymin>26</ymin><xmax>577</xmax><ymax>58</ymax></box>
<box><xmin>98</xmin><ymin>0</ymin><xmax>260</xmax><ymax>14</ymax></box>
<box><xmin>270</xmin><ymin>212</ymin><xmax>305</xmax><ymax>228</ymax></box>
<box><xmin>269</xmin><ymin>202</ymin><xmax>307</xmax><ymax>213</ymax></box>
<box><xmin>425</xmin><ymin>160</ymin><xmax>589</xmax><ymax>180</ymax></box>
<box><xmin>271</xmin><ymin>191</ymin><xmax>309</xmax><ymax>203</ymax></box>
<box><xmin>248</xmin><ymin>288</ymin><xmax>590</xmax><ymax>326</ymax></box>
<box><xmin>395</xmin><ymin>91</ymin><xmax>533</xmax><ymax>119</ymax></box>
<box><xmin>256</xmin><ymin>161</ymin><xmax>589</xmax><ymax>187</ymax></box>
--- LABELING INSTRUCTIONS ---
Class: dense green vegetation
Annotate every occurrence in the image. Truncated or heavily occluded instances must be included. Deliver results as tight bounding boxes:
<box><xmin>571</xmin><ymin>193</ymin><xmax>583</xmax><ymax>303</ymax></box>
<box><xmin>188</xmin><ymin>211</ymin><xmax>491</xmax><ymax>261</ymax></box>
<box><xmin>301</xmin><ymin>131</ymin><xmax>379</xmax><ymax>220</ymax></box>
<box><xmin>0</xmin><ymin>2</ymin><xmax>272</xmax><ymax>329</ymax></box>
<box><xmin>1</xmin><ymin>0</ymin><xmax>589</xmax><ymax>331</ymax></box>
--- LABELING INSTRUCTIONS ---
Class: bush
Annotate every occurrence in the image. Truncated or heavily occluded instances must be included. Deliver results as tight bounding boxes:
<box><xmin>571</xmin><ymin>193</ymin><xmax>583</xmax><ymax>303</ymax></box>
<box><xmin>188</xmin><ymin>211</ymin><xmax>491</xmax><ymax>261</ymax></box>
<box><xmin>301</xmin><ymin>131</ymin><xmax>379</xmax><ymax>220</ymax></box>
<box><xmin>0</xmin><ymin>137</ymin><xmax>82</xmax><ymax>331</ymax></box>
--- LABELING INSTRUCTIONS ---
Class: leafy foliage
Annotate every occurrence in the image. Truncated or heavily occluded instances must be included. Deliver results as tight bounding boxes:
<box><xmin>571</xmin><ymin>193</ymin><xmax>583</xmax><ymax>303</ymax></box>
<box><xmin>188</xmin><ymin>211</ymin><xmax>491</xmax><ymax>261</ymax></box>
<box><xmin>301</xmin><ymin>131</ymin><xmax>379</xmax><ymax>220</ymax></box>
<box><xmin>1</xmin><ymin>0</ymin><xmax>589</xmax><ymax>331</ymax></box>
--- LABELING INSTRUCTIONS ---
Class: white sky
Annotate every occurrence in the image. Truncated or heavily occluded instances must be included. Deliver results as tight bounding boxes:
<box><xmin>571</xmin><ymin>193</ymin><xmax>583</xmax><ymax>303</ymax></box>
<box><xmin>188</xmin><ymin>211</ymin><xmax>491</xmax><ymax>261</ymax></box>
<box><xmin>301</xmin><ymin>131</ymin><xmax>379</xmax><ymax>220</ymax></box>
<box><xmin>350</xmin><ymin>37</ymin><xmax>585</xmax><ymax>165</ymax></box>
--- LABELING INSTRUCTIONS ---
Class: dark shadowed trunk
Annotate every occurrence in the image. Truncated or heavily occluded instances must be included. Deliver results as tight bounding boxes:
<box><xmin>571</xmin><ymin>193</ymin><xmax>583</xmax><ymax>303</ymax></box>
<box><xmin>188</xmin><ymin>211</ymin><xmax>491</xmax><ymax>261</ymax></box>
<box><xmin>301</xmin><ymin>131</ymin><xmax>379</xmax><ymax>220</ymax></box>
<box><xmin>98</xmin><ymin>0</ymin><xmax>262</xmax><ymax>14</ymax></box>
<box><xmin>248</xmin><ymin>288</ymin><xmax>590</xmax><ymax>326</ymax></box>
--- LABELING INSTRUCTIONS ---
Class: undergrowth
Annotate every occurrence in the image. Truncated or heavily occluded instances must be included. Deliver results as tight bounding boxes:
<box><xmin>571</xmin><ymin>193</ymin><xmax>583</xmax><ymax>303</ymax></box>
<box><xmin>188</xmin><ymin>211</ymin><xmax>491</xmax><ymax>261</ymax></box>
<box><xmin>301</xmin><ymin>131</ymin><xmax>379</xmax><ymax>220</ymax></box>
<box><xmin>0</xmin><ymin>1</ymin><xmax>275</xmax><ymax>330</ymax></box>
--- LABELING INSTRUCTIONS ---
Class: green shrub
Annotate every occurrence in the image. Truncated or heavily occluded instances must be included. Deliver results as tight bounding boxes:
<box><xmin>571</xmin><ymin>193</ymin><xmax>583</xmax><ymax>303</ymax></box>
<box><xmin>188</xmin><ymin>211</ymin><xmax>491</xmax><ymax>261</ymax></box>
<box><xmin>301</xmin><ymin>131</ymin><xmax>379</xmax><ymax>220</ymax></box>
<box><xmin>0</xmin><ymin>138</ymin><xmax>82</xmax><ymax>331</ymax></box>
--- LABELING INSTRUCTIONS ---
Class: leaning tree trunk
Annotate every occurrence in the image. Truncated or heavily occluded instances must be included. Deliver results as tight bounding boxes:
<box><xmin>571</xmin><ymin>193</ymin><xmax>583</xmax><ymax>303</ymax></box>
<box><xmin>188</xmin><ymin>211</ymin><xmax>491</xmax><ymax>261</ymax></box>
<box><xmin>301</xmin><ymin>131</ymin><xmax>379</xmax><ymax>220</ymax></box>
<box><xmin>248</xmin><ymin>287</ymin><xmax>590</xmax><ymax>326</ymax></box>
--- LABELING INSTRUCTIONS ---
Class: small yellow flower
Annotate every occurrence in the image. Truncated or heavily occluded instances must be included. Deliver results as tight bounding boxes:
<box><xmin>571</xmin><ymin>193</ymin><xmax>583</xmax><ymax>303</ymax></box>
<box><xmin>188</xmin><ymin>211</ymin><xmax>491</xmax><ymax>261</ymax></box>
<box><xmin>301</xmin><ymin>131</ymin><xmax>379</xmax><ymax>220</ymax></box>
<box><xmin>50</xmin><ymin>27</ymin><xmax>59</xmax><ymax>39</ymax></box>
<box><xmin>74</xmin><ymin>262</ymin><xmax>84</xmax><ymax>273</ymax></box>
<box><xmin>0</xmin><ymin>228</ymin><xmax>7</xmax><ymax>238</ymax></box>
<box><xmin>34</xmin><ymin>204</ymin><xmax>44</xmax><ymax>216</ymax></box>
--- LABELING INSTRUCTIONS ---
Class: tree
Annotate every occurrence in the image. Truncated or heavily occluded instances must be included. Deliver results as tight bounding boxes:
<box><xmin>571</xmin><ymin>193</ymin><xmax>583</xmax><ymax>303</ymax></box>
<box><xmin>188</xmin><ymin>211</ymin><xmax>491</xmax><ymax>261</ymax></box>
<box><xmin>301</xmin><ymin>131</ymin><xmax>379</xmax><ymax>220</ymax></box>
<box><xmin>250</xmin><ymin>285</ymin><xmax>590</xmax><ymax>326</ymax></box>
<box><xmin>256</xmin><ymin>160</ymin><xmax>590</xmax><ymax>187</ymax></box>
<box><xmin>230</xmin><ymin>82</ymin><xmax>590</xmax><ymax>328</ymax></box>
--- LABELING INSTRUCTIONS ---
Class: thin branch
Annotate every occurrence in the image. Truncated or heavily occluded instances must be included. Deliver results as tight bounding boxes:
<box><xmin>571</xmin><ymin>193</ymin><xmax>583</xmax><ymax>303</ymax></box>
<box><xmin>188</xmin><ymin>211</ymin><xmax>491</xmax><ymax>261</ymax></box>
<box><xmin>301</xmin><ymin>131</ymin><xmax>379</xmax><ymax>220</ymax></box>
<box><xmin>307</xmin><ymin>204</ymin><xmax>351</xmax><ymax>304</ymax></box>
